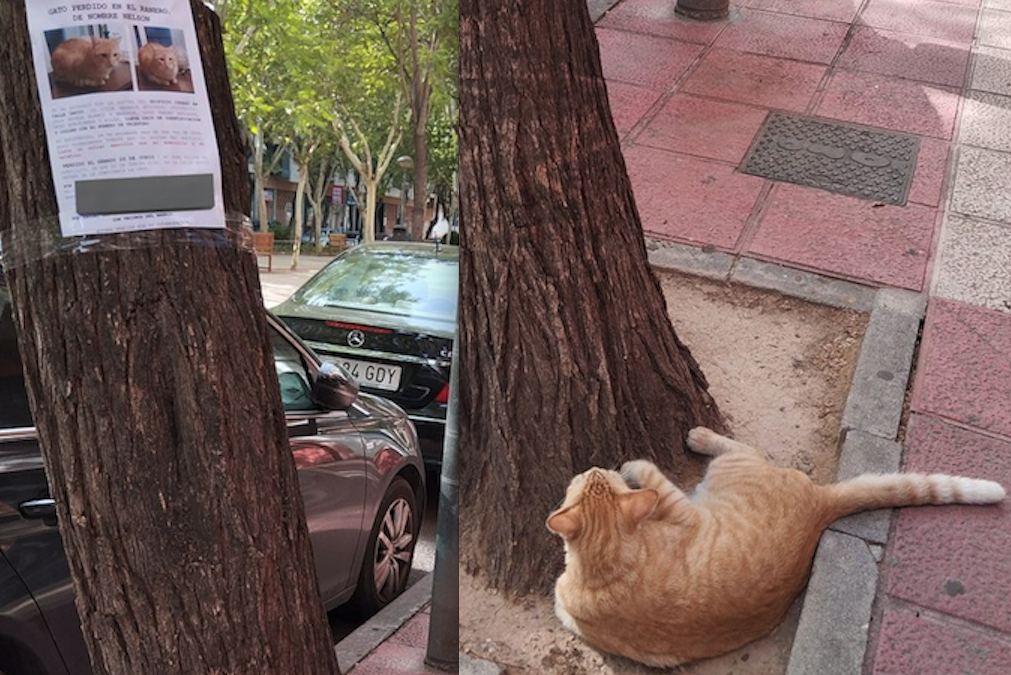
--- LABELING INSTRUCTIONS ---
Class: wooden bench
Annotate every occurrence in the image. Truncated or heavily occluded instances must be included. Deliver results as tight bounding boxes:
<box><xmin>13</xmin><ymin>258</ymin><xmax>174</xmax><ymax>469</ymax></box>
<box><xmin>328</xmin><ymin>232</ymin><xmax>346</xmax><ymax>252</ymax></box>
<box><xmin>253</xmin><ymin>232</ymin><xmax>274</xmax><ymax>272</ymax></box>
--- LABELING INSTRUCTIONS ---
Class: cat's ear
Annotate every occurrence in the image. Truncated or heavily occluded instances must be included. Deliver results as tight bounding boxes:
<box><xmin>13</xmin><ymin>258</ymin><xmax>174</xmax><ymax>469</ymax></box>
<box><xmin>620</xmin><ymin>488</ymin><xmax>659</xmax><ymax>526</ymax></box>
<box><xmin>546</xmin><ymin>505</ymin><xmax>581</xmax><ymax>541</ymax></box>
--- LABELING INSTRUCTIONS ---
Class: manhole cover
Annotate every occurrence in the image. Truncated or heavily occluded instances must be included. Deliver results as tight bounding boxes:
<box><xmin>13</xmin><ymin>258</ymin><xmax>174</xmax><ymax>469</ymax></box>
<box><xmin>740</xmin><ymin>113</ymin><xmax>920</xmax><ymax>206</ymax></box>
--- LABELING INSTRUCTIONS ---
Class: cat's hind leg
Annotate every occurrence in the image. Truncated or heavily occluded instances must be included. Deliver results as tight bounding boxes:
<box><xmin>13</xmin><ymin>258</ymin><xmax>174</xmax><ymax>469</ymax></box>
<box><xmin>687</xmin><ymin>427</ymin><xmax>763</xmax><ymax>458</ymax></box>
<box><xmin>620</xmin><ymin>460</ymin><xmax>694</xmax><ymax>523</ymax></box>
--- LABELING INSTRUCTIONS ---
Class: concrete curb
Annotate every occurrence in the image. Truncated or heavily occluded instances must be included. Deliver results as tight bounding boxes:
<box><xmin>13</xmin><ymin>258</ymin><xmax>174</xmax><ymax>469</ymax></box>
<box><xmin>648</xmin><ymin>239</ymin><xmax>928</xmax><ymax>675</ymax></box>
<box><xmin>335</xmin><ymin>573</ymin><xmax>433</xmax><ymax>672</ymax></box>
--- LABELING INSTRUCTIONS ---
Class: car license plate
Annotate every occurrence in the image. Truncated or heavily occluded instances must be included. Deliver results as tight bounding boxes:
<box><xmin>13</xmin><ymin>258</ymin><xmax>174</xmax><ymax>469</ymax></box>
<box><xmin>337</xmin><ymin>359</ymin><xmax>402</xmax><ymax>392</ymax></box>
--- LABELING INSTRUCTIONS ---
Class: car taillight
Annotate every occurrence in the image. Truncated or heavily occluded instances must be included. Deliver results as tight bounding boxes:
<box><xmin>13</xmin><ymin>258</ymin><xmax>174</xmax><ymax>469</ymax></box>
<box><xmin>434</xmin><ymin>384</ymin><xmax>450</xmax><ymax>404</ymax></box>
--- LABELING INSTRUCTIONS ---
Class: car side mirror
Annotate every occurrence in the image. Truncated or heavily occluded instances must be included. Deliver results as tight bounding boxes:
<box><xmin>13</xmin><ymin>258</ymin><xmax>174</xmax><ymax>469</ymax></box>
<box><xmin>312</xmin><ymin>361</ymin><xmax>359</xmax><ymax>410</ymax></box>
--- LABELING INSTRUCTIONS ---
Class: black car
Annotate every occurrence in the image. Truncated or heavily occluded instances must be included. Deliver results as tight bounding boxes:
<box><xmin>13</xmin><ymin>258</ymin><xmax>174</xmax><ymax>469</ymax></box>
<box><xmin>273</xmin><ymin>242</ymin><xmax>458</xmax><ymax>466</ymax></box>
<box><xmin>0</xmin><ymin>276</ymin><xmax>425</xmax><ymax>675</ymax></box>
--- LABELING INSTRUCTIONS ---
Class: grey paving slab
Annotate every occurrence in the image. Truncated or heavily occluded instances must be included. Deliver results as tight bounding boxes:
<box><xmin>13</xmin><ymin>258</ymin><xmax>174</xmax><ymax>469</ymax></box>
<box><xmin>986</xmin><ymin>0</ymin><xmax>1011</xmax><ymax>11</ymax></box>
<box><xmin>589</xmin><ymin>0</ymin><xmax>622</xmax><ymax>22</ymax></box>
<box><xmin>786</xmin><ymin>531</ymin><xmax>878</xmax><ymax>675</ymax></box>
<box><xmin>933</xmin><ymin>214</ymin><xmax>1011</xmax><ymax>314</ymax></box>
<box><xmin>830</xmin><ymin>431</ymin><xmax>902</xmax><ymax>544</ymax></box>
<box><xmin>646</xmin><ymin>238</ymin><xmax>735</xmax><ymax>280</ymax></box>
<box><xmin>979</xmin><ymin>9</ymin><xmax>1011</xmax><ymax>51</ymax></box>
<box><xmin>971</xmin><ymin>45</ymin><xmax>1011</xmax><ymax>96</ymax></box>
<box><xmin>731</xmin><ymin>257</ymin><xmax>877</xmax><ymax>312</ymax></box>
<box><xmin>950</xmin><ymin>146</ymin><xmax>1011</xmax><ymax>223</ymax></box>
<box><xmin>460</xmin><ymin>655</ymin><xmax>505</xmax><ymax>675</ymax></box>
<box><xmin>840</xmin><ymin>290</ymin><xmax>924</xmax><ymax>439</ymax></box>
<box><xmin>959</xmin><ymin>90</ymin><xmax>1011</xmax><ymax>153</ymax></box>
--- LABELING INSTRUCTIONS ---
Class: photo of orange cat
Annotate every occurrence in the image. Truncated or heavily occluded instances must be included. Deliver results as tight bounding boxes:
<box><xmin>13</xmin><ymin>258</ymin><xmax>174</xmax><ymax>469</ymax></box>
<box><xmin>547</xmin><ymin>427</ymin><xmax>1006</xmax><ymax>668</ymax></box>
<box><xmin>133</xmin><ymin>27</ymin><xmax>194</xmax><ymax>93</ymax></box>
<box><xmin>45</xmin><ymin>27</ymin><xmax>131</xmax><ymax>98</ymax></box>
<box><xmin>138</xmin><ymin>42</ymin><xmax>180</xmax><ymax>87</ymax></box>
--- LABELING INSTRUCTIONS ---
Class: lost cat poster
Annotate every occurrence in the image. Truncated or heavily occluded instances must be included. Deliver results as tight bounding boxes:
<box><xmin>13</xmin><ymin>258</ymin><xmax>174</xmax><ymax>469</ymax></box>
<box><xmin>25</xmin><ymin>0</ymin><xmax>224</xmax><ymax>237</ymax></box>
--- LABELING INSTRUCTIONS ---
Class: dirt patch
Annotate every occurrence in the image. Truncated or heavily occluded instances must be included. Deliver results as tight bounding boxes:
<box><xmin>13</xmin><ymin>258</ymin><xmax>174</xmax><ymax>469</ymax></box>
<box><xmin>460</xmin><ymin>271</ymin><xmax>869</xmax><ymax>675</ymax></box>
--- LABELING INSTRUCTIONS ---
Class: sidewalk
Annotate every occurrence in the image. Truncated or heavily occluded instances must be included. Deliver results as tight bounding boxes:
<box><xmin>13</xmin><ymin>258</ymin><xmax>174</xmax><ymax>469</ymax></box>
<box><xmin>336</xmin><ymin>574</ymin><xmax>453</xmax><ymax>675</ymax></box>
<box><xmin>595</xmin><ymin>0</ymin><xmax>1011</xmax><ymax>673</ymax></box>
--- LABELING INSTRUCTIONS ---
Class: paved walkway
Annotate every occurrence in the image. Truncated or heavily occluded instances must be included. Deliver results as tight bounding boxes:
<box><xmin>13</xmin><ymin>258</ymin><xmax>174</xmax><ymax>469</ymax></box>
<box><xmin>345</xmin><ymin>603</ymin><xmax>446</xmax><ymax>675</ymax></box>
<box><xmin>596</xmin><ymin>0</ymin><xmax>1011</xmax><ymax>672</ymax></box>
<box><xmin>256</xmin><ymin>253</ymin><xmax>332</xmax><ymax>307</ymax></box>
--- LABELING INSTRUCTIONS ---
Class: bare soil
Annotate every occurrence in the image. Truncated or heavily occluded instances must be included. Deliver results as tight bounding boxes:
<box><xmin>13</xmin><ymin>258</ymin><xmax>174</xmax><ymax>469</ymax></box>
<box><xmin>460</xmin><ymin>271</ymin><xmax>868</xmax><ymax>675</ymax></box>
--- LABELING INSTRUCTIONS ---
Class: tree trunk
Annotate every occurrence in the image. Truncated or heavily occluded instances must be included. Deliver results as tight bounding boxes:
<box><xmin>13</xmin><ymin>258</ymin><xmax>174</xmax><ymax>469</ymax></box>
<box><xmin>410</xmin><ymin>82</ymin><xmax>431</xmax><ymax>242</ymax></box>
<box><xmin>362</xmin><ymin>178</ymin><xmax>378</xmax><ymax>243</ymax></box>
<box><xmin>0</xmin><ymin>3</ymin><xmax>341</xmax><ymax>674</ymax></box>
<box><xmin>458</xmin><ymin>0</ymin><xmax>725</xmax><ymax>597</ymax></box>
<box><xmin>291</xmin><ymin>156</ymin><xmax>309</xmax><ymax>270</ymax></box>
<box><xmin>254</xmin><ymin>125</ymin><xmax>268</xmax><ymax>232</ymax></box>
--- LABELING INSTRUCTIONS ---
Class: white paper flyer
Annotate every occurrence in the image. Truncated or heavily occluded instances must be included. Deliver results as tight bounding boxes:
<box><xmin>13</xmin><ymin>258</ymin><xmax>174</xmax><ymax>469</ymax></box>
<box><xmin>25</xmin><ymin>0</ymin><xmax>225</xmax><ymax>237</ymax></box>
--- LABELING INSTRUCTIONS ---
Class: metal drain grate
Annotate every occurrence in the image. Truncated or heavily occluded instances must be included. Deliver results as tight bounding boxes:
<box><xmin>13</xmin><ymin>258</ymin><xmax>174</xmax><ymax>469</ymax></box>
<box><xmin>740</xmin><ymin>113</ymin><xmax>920</xmax><ymax>206</ymax></box>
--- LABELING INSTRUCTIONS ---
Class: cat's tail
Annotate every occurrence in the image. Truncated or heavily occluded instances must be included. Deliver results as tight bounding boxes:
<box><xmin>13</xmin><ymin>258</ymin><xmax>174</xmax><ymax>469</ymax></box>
<box><xmin>823</xmin><ymin>473</ymin><xmax>1005</xmax><ymax>522</ymax></box>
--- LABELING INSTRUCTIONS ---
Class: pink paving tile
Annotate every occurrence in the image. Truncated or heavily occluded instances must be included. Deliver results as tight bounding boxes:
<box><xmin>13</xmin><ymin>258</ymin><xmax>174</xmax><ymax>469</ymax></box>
<box><xmin>389</xmin><ymin>612</ymin><xmax>430</xmax><ymax>648</ymax></box>
<box><xmin>908</xmin><ymin>137</ymin><xmax>950</xmax><ymax>207</ymax></box>
<box><xmin>837</xmin><ymin>27</ymin><xmax>972</xmax><ymax>88</ymax></box>
<box><xmin>871</xmin><ymin>606</ymin><xmax>1011</xmax><ymax>675</ymax></box>
<box><xmin>911</xmin><ymin>299</ymin><xmax>1011</xmax><ymax>437</ymax></box>
<box><xmin>351</xmin><ymin>642</ymin><xmax>433</xmax><ymax>675</ymax></box>
<box><xmin>682</xmin><ymin>48</ymin><xmax>825</xmax><ymax>112</ymax></box>
<box><xmin>596</xmin><ymin>28</ymin><xmax>705</xmax><ymax>90</ymax></box>
<box><xmin>715</xmin><ymin>10</ymin><xmax>848</xmax><ymax>64</ymax></box>
<box><xmin>742</xmin><ymin>0</ymin><xmax>861</xmax><ymax>22</ymax></box>
<box><xmin>883</xmin><ymin>414</ymin><xmax>1011</xmax><ymax>632</ymax></box>
<box><xmin>859</xmin><ymin>0</ymin><xmax>979</xmax><ymax>42</ymax></box>
<box><xmin>598</xmin><ymin>0</ymin><xmax>727</xmax><ymax>44</ymax></box>
<box><xmin>605</xmin><ymin>80</ymin><xmax>663</xmax><ymax>135</ymax></box>
<box><xmin>817</xmin><ymin>70</ymin><xmax>960</xmax><ymax>139</ymax></box>
<box><xmin>638</xmin><ymin>94</ymin><xmax>769</xmax><ymax>163</ymax></box>
<box><xmin>623</xmin><ymin>144</ymin><xmax>765</xmax><ymax>248</ymax></box>
<box><xmin>747</xmin><ymin>183</ymin><xmax>936</xmax><ymax>289</ymax></box>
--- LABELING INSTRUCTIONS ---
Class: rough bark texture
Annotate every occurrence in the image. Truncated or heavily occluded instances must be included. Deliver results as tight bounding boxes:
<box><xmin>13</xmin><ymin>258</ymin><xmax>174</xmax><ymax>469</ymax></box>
<box><xmin>0</xmin><ymin>3</ymin><xmax>341</xmax><ymax>674</ymax></box>
<box><xmin>458</xmin><ymin>0</ymin><xmax>726</xmax><ymax>596</ymax></box>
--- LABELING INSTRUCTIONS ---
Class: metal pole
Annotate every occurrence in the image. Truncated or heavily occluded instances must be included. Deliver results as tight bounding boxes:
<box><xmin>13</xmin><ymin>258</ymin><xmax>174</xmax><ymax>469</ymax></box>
<box><xmin>425</xmin><ymin>320</ymin><xmax>459</xmax><ymax>671</ymax></box>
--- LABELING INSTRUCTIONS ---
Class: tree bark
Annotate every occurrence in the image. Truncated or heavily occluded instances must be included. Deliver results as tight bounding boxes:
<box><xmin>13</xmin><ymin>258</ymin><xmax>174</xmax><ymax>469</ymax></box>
<box><xmin>458</xmin><ymin>0</ymin><xmax>726</xmax><ymax>597</ymax></box>
<box><xmin>291</xmin><ymin>151</ymin><xmax>310</xmax><ymax>270</ymax></box>
<box><xmin>0</xmin><ymin>3</ymin><xmax>341</xmax><ymax>674</ymax></box>
<box><xmin>253</xmin><ymin>125</ymin><xmax>268</xmax><ymax>232</ymax></box>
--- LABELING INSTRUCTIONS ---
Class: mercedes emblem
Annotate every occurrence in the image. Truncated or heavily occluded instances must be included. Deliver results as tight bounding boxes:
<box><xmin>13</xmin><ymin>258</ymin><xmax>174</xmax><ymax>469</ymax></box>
<box><xmin>347</xmin><ymin>329</ymin><xmax>366</xmax><ymax>348</ymax></box>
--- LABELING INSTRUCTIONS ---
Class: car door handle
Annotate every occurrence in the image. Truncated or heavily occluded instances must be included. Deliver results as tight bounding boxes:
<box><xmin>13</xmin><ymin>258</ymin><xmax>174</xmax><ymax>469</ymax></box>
<box><xmin>19</xmin><ymin>498</ymin><xmax>57</xmax><ymax>521</ymax></box>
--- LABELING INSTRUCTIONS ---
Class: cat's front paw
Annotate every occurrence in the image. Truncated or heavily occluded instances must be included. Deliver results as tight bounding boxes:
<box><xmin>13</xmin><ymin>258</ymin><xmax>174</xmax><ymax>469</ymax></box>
<box><xmin>620</xmin><ymin>459</ymin><xmax>658</xmax><ymax>489</ymax></box>
<box><xmin>687</xmin><ymin>426</ymin><xmax>719</xmax><ymax>454</ymax></box>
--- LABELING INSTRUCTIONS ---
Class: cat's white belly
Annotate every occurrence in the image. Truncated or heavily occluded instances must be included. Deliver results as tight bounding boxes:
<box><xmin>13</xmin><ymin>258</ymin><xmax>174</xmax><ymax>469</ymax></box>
<box><xmin>554</xmin><ymin>586</ymin><xmax>582</xmax><ymax>637</ymax></box>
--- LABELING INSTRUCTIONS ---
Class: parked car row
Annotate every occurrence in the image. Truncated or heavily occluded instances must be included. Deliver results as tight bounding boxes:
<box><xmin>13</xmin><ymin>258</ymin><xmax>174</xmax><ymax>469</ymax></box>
<box><xmin>273</xmin><ymin>242</ymin><xmax>459</xmax><ymax>467</ymax></box>
<box><xmin>0</xmin><ymin>269</ymin><xmax>427</xmax><ymax>675</ymax></box>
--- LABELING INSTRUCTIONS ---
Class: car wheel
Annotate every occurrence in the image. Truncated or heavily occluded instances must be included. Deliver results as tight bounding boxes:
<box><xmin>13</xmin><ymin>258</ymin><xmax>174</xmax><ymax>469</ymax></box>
<box><xmin>350</xmin><ymin>477</ymin><xmax>418</xmax><ymax>615</ymax></box>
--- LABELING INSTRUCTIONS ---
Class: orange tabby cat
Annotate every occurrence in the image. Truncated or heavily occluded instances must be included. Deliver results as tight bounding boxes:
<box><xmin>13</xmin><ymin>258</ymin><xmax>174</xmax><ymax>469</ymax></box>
<box><xmin>547</xmin><ymin>427</ymin><xmax>1005</xmax><ymax>667</ymax></box>
<box><xmin>138</xmin><ymin>42</ymin><xmax>179</xmax><ymax>87</ymax></box>
<box><xmin>51</xmin><ymin>36</ymin><xmax>122</xmax><ymax>88</ymax></box>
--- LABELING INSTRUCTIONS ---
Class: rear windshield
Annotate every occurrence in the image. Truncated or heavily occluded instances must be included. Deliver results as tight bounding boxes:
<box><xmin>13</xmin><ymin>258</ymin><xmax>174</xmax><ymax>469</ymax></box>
<box><xmin>293</xmin><ymin>249</ymin><xmax>458</xmax><ymax>323</ymax></box>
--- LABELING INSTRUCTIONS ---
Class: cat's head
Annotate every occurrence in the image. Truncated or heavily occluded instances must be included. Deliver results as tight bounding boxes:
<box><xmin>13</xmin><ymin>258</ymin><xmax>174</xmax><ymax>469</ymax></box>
<box><xmin>546</xmin><ymin>467</ymin><xmax>658</xmax><ymax>545</ymax></box>
<box><xmin>91</xmin><ymin>36</ymin><xmax>121</xmax><ymax>67</ymax></box>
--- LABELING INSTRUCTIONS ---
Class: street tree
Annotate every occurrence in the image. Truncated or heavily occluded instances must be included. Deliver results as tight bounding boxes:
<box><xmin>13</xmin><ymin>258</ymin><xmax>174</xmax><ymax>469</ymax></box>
<box><xmin>458</xmin><ymin>0</ymin><xmax>726</xmax><ymax>596</ymax></box>
<box><xmin>223</xmin><ymin>0</ymin><xmax>292</xmax><ymax>231</ymax></box>
<box><xmin>0</xmin><ymin>3</ymin><xmax>341</xmax><ymax>673</ymax></box>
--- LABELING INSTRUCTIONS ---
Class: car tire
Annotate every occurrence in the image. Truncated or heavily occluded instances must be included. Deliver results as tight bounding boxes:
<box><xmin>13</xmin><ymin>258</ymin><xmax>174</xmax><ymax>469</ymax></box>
<box><xmin>349</xmin><ymin>477</ymin><xmax>419</xmax><ymax>616</ymax></box>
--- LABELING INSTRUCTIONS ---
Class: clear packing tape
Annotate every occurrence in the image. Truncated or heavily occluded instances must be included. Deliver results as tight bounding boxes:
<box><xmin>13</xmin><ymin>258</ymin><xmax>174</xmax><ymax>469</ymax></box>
<box><xmin>0</xmin><ymin>212</ymin><xmax>256</xmax><ymax>271</ymax></box>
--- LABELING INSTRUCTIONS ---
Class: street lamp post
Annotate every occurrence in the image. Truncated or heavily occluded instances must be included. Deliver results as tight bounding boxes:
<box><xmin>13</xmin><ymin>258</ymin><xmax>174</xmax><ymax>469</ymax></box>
<box><xmin>397</xmin><ymin>155</ymin><xmax>413</xmax><ymax>239</ymax></box>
